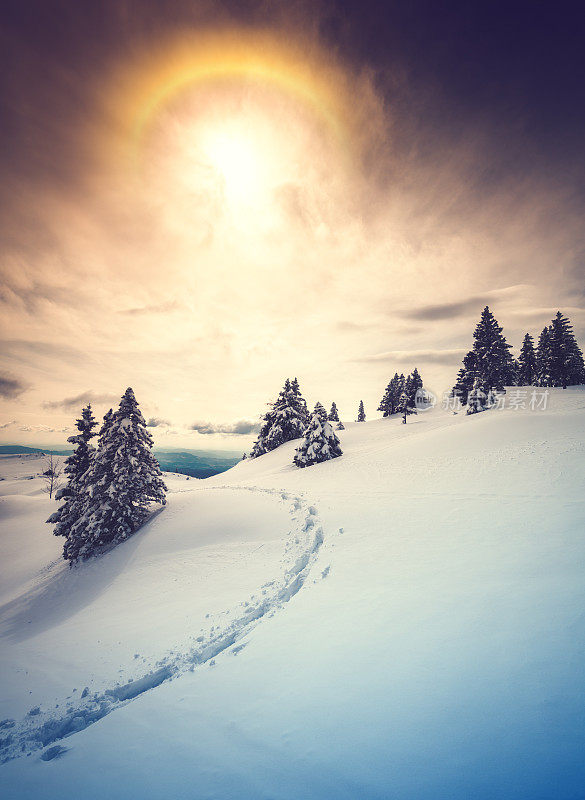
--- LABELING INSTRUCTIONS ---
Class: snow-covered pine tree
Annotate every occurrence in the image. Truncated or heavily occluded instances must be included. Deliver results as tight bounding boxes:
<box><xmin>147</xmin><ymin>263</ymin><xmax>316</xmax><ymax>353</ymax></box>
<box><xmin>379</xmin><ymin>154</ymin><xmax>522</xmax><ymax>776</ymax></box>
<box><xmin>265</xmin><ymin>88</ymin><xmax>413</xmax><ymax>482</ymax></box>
<box><xmin>378</xmin><ymin>374</ymin><xmax>399</xmax><ymax>416</ymax></box>
<box><xmin>294</xmin><ymin>402</ymin><xmax>343</xmax><ymax>468</ymax></box>
<box><xmin>249</xmin><ymin>378</ymin><xmax>309</xmax><ymax>458</ymax></box>
<box><xmin>535</xmin><ymin>326</ymin><xmax>552</xmax><ymax>386</ymax></box>
<box><xmin>408</xmin><ymin>368</ymin><xmax>423</xmax><ymax>405</ymax></box>
<box><xmin>63</xmin><ymin>389</ymin><xmax>167</xmax><ymax>563</ymax></box>
<box><xmin>291</xmin><ymin>377</ymin><xmax>309</xmax><ymax>416</ymax></box>
<box><xmin>336</xmin><ymin>420</ymin><xmax>345</xmax><ymax>430</ymax></box>
<box><xmin>565</xmin><ymin>325</ymin><xmax>585</xmax><ymax>386</ymax></box>
<box><xmin>548</xmin><ymin>312</ymin><xmax>585</xmax><ymax>388</ymax></box>
<box><xmin>328</xmin><ymin>402</ymin><xmax>340</xmax><ymax>422</ymax></box>
<box><xmin>249</xmin><ymin>408</ymin><xmax>274</xmax><ymax>459</ymax></box>
<box><xmin>47</xmin><ymin>404</ymin><xmax>98</xmax><ymax>537</ymax></box>
<box><xmin>466</xmin><ymin>380</ymin><xmax>487</xmax><ymax>414</ymax></box>
<box><xmin>517</xmin><ymin>333</ymin><xmax>537</xmax><ymax>386</ymax></box>
<box><xmin>451</xmin><ymin>351</ymin><xmax>478</xmax><ymax>404</ymax></box>
<box><xmin>357</xmin><ymin>400</ymin><xmax>366</xmax><ymax>422</ymax></box>
<box><xmin>397</xmin><ymin>391</ymin><xmax>416</xmax><ymax>423</ymax></box>
<box><xmin>379</xmin><ymin>372</ymin><xmax>419</xmax><ymax>415</ymax></box>
<box><xmin>452</xmin><ymin>307</ymin><xmax>515</xmax><ymax>403</ymax></box>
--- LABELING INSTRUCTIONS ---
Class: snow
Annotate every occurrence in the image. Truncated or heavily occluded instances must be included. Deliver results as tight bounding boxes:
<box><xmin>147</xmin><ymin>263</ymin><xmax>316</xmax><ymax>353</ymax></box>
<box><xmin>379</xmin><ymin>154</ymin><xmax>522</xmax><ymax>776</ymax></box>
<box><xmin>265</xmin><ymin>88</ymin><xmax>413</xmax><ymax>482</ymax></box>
<box><xmin>1</xmin><ymin>388</ymin><xmax>585</xmax><ymax>798</ymax></box>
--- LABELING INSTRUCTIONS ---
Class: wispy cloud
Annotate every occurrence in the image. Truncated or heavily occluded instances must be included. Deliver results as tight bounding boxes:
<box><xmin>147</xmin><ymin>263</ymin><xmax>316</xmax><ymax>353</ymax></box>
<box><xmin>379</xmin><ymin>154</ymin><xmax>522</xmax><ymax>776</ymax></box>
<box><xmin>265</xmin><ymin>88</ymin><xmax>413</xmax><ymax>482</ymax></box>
<box><xmin>0</xmin><ymin>372</ymin><xmax>29</xmax><ymax>399</ymax></box>
<box><xmin>396</xmin><ymin>286</ymin><xmax>533</xmax><ymax>322</ymax></box>
<box><xmin>118</xmin><ymin>302</ymin><xmax>180</xmax><ymax>316</ymax></box>
<box><xmin>43</xmin><ymin>391</ymin><xmax>120</xmax><ymax>412</ymax></box>
<box><xmin>0</xmin><ymin>276</ymin><xmax>86</xmax><ymax>315</ymax></box>
<box><xmin>354</xmin><ymin>349</ymin><xmax>467</xmax><ymax>365</ymax></box>
<box><xmin>190</xmin><ymin>419</ymin><xmax>260</xmax><ymax>436</ymax></box>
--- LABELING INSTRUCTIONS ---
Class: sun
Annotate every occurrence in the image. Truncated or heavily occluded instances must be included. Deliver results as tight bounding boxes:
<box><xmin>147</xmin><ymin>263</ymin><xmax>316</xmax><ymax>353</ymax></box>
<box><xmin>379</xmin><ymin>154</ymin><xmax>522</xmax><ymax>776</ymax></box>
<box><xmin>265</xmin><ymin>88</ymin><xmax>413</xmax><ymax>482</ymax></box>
<box><xmin>202</xmin><ymin>127</ymin><xmax>263</xmax><ymax>202</ymax></box>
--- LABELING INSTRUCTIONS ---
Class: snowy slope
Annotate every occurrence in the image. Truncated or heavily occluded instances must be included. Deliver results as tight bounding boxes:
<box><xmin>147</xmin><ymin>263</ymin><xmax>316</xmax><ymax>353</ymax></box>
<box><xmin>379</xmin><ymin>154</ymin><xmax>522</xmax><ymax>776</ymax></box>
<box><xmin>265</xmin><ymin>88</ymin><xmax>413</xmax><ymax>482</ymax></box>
<box><xmin>1</xmin><ymin>389</ymin><xmax>585</xmax><ymax>799</ymax></box>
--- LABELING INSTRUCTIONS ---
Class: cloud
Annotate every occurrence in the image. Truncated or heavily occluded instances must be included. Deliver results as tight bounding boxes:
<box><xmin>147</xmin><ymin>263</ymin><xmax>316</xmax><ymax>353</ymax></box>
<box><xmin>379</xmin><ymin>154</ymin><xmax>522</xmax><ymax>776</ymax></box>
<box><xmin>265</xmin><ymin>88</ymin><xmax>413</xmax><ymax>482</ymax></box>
<box><xmin>19</xmin><ymin>424</ymin><xmax>59</xmax><ymax>433</ymax></box>
<box><xmin>43</xmin><ymin>391</ymin><xmax>120</xmax><ymax>412</ymax></box>
<box><xmin>118</xmin><ymin>302</ymin><xmax>180</xmax><ymax>316</ymax></box>
<box><xmin>0</xmin><ymin>420</ymin><xmax>17</xmax><ymax>429</ymax></box>
<box><xmin>354</xmin><ymin>349</ymin><xmax>467</xmax><ymax>365</ymax></box>
<box><xmin>397</xmin><ymin>297</ymin><xmax>489</xmax><ymax>322</ymax></box>
<box><xmin>0</xmin><ymin>276</ymin><xmax>86</xmax><ymax>315</ymax></box>
<box><xmin>507</xmin><ymin>306</ymin><xmax>585</xmax><ymax>325</ymax></box>
<box><xmin>335</xmin><ymin>320</ymin><xmax>372</xmax><ymax>332</ymax></box>
<box><xmin>189</xmin><ymin>419</ymin><xmax>261</xmax><ymax>436</ymax></box>
<box><xmin>0</xmin><ymin>372</ymin><xmax>29</xmax><ymax>399</ymax></box>
<box><xmin>146</xmin><ymin>417</ymin><xmax>171</xmax><ymax>427</ymax></box>
<box><xmin>396</xmin><ymin>285</ymin><xmax>534</xmax><ymax>322</ymax></box>
<box><xmin>1</xmin><ymin>339</ymin><xmax>86</xmax><ymax>366</ymax></box>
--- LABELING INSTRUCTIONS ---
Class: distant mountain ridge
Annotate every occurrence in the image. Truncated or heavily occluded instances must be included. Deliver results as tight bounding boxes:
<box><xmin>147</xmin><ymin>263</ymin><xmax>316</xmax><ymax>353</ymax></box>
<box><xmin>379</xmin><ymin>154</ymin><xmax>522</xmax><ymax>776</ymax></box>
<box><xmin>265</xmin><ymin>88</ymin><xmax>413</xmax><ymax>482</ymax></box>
<box><xmin>0</xmin><ymin>445</ymin><xmax>241</xmax><ymax>479</ymax></box>
<box><xmin>154</xmin><ymin>450</ymin><xmax>240</xmax><ymax>479</ymax></box>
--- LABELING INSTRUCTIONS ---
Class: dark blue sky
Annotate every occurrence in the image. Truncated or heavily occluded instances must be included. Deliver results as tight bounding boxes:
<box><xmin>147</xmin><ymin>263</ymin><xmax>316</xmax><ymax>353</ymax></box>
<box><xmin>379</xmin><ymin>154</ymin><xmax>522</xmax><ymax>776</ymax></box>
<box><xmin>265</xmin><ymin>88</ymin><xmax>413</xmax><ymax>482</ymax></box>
<box><xmin>324</xmin><ymin>1</ymin><xmax>585</xmax><ymax>181</ymax></box>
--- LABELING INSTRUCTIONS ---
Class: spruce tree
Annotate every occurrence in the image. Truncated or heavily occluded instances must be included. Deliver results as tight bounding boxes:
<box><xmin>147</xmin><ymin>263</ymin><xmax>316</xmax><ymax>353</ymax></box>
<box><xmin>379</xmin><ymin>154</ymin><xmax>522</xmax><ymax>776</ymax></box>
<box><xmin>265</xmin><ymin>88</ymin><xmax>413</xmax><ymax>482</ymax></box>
<box><xmin>47</xmin><ymin>404</ymin><xmax>98</xmax><ymax>537</ymax></box>
<box><xmin>452</xmin><ymin>351</ymin><xmax>478</xmax><ymax>404</ymax></box>
<box><xmin>378</xmin><ymin>373</ymin><xmax>400</xmax><ymax>416</ymax></box>
<box><xmin>466</xmin><ymin>380</ymin><xmax>487</xmax><ymax>414</ymax></box>
<box><xmin>379</xmin><ymin>371</ymin><xmax>422</xmax><ymax>415</ymax></box>
<box><xmin>328</xmin><ymin>402</ymin><xmax>340</xmax><ymax>422</ymax></box>
<box><xmin>408</xmin><ymin>368</ymin><xmax>423</xmax><ymax>405</ymax></box>
<box><xmin>452</xmin><ymin>307</ymin><xmax>515</xmax><ymax>403</ymax></box>
<box><xmin>294</xmin><ymin>402</ymin><xmax>343</xmax><ymax>468</ymax></box>
<box><xmin>549</xmin><ymin>312</ymin><xmax>585</xmax><ymax>388</ymax></box>
<box><xmin>63</xmin><ymin>389</ymin><xmax>167</xmax><ymax>563</ymax></box>
<box><xmin>536</xmin><ymin>326</ymin><xmax>552</xmax><ymax>386</ymax></box>
<box><xmin>534</xmin><ymin>313</ymin><xmax>585</xmax><ymax>388</ymax></box>
<box><xmin>357</xmin><ymin>400</ymin><xmax>366</xmax><ymax>421</ymax></box>
<box><xmin>517</xmin><ymin>333</ymin><xmax>537</xmax><ymax>386</ymax></box>
<box><xmin>336</xmin><ymin>420</ymin><xmax>345</xmax><ymax>430</ymax></box>
<box><xmin>397</xmin><ymin>391</ymin><xmax>416</xmax><ymax>423</ymax></box>
<box><xmin>250</xmin><ymin>378</ymin><xmax>309</xmax><ymax>458</ymax></box>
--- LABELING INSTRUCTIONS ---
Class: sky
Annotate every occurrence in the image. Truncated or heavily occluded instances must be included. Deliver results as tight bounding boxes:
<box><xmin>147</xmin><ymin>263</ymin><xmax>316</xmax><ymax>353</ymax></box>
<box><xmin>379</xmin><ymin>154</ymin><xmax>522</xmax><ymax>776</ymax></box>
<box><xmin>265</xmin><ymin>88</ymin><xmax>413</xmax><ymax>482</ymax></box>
<box><xmin>1</xmin><ymin>0</ymin><xmax>584</xmax><ymax>449</ymax></box>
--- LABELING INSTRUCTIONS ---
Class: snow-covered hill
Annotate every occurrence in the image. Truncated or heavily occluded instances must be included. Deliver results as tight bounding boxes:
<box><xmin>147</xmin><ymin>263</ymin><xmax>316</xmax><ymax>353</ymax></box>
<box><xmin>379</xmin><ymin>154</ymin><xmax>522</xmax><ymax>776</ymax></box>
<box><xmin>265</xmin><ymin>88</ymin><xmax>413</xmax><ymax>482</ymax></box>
<box><xmin>1</xmin><ymin>389</ymin><xmax>584</xmax><ymax>799</ymax></box>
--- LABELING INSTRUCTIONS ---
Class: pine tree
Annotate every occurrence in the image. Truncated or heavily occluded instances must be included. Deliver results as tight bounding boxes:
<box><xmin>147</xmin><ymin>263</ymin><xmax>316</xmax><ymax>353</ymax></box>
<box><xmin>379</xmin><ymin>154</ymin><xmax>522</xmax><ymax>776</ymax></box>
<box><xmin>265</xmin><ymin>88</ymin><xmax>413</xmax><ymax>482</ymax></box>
<box><xmin>294</xmin><ymin>402</ymin><xmax>343</xmax><ymax>468</ymax></box>
<box><xmin>408</xmin><ymin>368</ymin><xmax>423</xmax><ymax>405</ymax></box>
<box><xmin>517</xmin><ymin>333</ymin><xmax>537</xmax><ymax>386</ymax></box>
<box><xmin>397</xmin><ymin>391</ymin><xmax>416</xmax><ymax>423</ymax></box>
<box><xmin>47</xmin><ymin>404</ymin><xmax>98</xmax><ymax>537</ymax></box>
<box><xmin>536</xmin><ymin>326</ymin><xmax>552</xmax><ymax>386</ymax></box>
<box><xmin>549</xmin><ymin>312</ymin><xmax>585</xmax><ymax>388</ymax></box>
<box><xmin>379</xmin><ymin>373</ymin><xmax>399</xmax><ymax>416</ymax></box>
<box><xmin>63</xmin><ymin>389</ymin><xmax>167</xmax><ymax>563</ymax></box>
<box><xmin>452</xmin><ymin>351</ymin><xmax>478</xmax><ymax>403</ymax></box>
<box><xmin>466</xmin><ymin>380</ymin><xmax>487</xmax><ymax>414</ymax></box>
<box><xmin>535</xmin><ymin>313</ymin><xmax>585</xmax><ymax>388</ymax></box>
<box><xmin>357</xmin><ymin>400</ymin><xmax>366</xmax><ymax>421</ymax></box>
<box><xmin>250</xmin><ymin>378</ymin><xmax>309</xmax><ymax>458</ymax></box>
<box><xmin>336</xmin><ymin>420</ymin><xmax>345</xmax><ymax>430</ymax></box>
<box><xmin>452</xmin><ymin>307</ymin><xmax>515</xmax><ymax>403</ymax></box>
<box><xmin>328</xmin><ymin>402</ymin><xmax>340</xmax><ymax>422</ymax></box>
<box><xmin>378</xmin><ymin>372</ymin><xmax>410</xmax><ymax>416</ymax></box>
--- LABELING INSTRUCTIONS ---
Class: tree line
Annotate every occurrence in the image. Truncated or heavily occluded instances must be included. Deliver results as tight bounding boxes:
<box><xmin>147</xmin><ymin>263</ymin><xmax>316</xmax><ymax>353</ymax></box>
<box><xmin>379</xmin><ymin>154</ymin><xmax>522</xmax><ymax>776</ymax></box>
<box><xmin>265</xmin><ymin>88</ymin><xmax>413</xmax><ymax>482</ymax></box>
<box><xmin>248</xmin><ymin>368</ymin><xmax>426</xmax><ymax>466</ymax></box>
<box><xmin>453</xmin><ymin>307</ymin><xmax>585</xmax><ymax>409</ymax></box>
